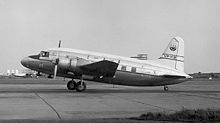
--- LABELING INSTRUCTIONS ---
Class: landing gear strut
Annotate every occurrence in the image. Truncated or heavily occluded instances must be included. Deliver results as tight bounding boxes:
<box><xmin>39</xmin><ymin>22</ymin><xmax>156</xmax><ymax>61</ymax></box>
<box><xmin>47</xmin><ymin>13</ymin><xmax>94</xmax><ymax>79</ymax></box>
<box><xmin>76</xmin><ymin>80</ymin><xmax>86</xmax><ymax>92</ymax></box>
<box><xmin>164</xmin><ymin>85</ymin><xmax>168</xmax><ymax>91</ymax></box>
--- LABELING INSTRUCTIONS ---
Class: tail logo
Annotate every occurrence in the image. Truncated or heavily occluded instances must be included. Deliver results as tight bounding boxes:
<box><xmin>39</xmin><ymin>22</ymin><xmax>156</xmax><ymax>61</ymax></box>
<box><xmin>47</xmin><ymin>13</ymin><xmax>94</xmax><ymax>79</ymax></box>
<box><xmin>169</xmin><ymin>45</ymin><xmax>177</xmax><ymax>51</ymax></box>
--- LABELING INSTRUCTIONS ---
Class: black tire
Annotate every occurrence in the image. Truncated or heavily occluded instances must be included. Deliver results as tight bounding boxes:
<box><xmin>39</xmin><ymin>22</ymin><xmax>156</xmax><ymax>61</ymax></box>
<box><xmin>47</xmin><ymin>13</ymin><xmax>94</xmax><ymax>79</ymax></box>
<box><xmin>164</xmin><ymin>86</ymin><xmax>168</xmax><ymax>91</ymax></box>
<box><xmin>67</xmin><ymin>80</ymin><xmax>76</xmax><ymax>90</ymax></box>
<box><xmin>76</xmin><ymin>81</ymin><xmax>86</xmax><ymax>92</ymax></box>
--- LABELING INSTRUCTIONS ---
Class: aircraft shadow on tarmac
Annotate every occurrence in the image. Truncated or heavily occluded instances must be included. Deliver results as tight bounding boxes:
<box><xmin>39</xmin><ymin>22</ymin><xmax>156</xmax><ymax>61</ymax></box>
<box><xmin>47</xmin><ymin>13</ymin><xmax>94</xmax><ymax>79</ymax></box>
<box><xmin>1</xmin><ymin>88</ymin><xmax>220</xmax><ymax>94</ymax></box>
<box><xmin>85</xmin><ymin>89</ymin><xmax>220</xmax><ymax>94</ymax></box>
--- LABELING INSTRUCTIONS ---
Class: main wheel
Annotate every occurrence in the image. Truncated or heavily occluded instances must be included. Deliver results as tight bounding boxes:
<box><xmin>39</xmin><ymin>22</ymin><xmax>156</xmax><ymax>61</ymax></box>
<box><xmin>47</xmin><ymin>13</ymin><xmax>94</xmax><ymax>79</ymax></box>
<box><xmin>67</xmin><ymin>80</ymin><xmax>76</xmax><ymax>90</ymax></box>
<box><xmin>76</xmin><ymin>81</ymin><xmax>86</xmax><ymax>92</ymax></box>
<box><xmin>164</xmin><ymin>85</ymin><xmax>168</xmax><ymax>91</ymax></box>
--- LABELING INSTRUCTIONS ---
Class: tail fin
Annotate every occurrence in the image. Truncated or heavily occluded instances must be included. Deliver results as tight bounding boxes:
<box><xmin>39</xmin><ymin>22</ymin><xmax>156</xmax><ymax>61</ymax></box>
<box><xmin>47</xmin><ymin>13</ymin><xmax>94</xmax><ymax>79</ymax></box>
<box><xmin>158</xmin><ymin>37</ymin><xmax>184</xmax><ymax>71</ymax></box>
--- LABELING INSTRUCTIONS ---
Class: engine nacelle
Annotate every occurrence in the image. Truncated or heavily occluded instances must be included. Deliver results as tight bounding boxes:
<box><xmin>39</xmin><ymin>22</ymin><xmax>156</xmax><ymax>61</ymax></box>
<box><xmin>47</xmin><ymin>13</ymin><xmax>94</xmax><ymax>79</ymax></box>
<box><xmin>58</xmin><ymin>57</ymin><xmax>91</xmax><ymax>72</ymax></box>
<box><xmin>58</xmin><ymin>58</ymin><xmax>77</xmax><ymax>71</ymax></box>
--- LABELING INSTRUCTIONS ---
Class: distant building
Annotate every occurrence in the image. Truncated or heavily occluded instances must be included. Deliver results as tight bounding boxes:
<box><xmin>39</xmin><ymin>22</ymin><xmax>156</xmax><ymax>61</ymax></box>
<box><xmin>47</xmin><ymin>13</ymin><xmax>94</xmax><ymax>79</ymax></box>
<box><xmin>7</xmin><ymin>70</ymin><xmax>10</xmax><ymax>75</ymax></box>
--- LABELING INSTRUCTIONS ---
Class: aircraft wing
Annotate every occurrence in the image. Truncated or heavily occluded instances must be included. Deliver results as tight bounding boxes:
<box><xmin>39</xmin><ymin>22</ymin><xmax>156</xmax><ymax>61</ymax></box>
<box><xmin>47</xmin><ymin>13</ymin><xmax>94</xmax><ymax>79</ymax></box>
<box><xmin>79</xmin><ymin>60</ymin><xmax>119</xmax><ymax>77</ymax></box>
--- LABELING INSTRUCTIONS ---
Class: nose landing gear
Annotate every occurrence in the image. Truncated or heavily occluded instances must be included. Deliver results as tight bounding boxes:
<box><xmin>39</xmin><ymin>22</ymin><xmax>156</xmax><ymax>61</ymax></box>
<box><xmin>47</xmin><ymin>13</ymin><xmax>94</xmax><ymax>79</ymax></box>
<box><xmin>164</xmin><ymin>85</ymin><xmax>168</xmax><ymax>91</ymax></box>
<box><xmin>67</xmin><ymin>79</ymin><xmax>86</xmax><ymax>92</ymax></box>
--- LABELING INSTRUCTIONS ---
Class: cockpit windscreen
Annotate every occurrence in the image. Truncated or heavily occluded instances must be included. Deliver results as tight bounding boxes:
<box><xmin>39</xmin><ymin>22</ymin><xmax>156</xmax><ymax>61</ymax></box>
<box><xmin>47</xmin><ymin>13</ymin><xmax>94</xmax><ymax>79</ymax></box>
<box><xmin>40</xmin><ymin>51</ymin><xmax>49</xmax><ymax>57</ymax></box>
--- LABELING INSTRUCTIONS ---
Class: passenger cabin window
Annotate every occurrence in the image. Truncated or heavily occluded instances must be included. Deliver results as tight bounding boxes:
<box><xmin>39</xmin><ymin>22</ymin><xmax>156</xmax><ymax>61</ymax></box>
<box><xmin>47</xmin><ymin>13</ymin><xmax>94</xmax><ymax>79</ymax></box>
<box><xmin>121</xmin><ymin>65</ymin><xmax>126</xmax><ymax>71</ymax></box>
<box><xmin>40</xmin><ymin>51</ymin><xmax>49</xmax><ymax>57</ymax></box>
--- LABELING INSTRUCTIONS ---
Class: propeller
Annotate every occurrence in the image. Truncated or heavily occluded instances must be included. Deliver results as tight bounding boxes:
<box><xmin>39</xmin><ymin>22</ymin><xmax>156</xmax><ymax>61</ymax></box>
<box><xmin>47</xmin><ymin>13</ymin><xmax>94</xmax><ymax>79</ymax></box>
<box><xmin>53</xmin><ymin>40</ymin><xmax>61</xmax><ymax>79</ymax></box>
<box><xmin>53</xmin><ymin>58</ymin><xmax>59</xmax><ymax>79</ymax></box>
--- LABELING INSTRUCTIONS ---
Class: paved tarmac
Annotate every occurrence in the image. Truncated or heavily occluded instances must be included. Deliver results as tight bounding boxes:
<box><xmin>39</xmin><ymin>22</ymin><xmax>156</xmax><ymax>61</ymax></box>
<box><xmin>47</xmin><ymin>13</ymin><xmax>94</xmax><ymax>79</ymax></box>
<box><xmin>0</xmin><ymin>78</ymin><xmax>219</xmax><ymax>120</ymax></box>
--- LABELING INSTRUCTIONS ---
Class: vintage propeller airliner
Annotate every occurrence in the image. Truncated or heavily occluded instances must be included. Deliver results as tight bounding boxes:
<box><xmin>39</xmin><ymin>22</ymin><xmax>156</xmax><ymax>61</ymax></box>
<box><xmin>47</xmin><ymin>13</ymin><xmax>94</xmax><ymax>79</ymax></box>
<box><xmin>21</xmin><ymin>37</ymin><xmax>191</xmax><ymax>92</ymax></box>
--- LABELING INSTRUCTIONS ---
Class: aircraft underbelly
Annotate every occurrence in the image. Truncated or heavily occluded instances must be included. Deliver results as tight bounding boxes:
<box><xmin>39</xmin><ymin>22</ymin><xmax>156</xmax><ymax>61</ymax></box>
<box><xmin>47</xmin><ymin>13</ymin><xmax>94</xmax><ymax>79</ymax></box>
<box><xmin>105</xmin><ymin>71</ymin><xmax>186</xmax><ymax>86</ymax></box>
<box><xmin>40</xmin><ymin>68</ymin><xmax>185</xmax><ymax>86</ymax></box>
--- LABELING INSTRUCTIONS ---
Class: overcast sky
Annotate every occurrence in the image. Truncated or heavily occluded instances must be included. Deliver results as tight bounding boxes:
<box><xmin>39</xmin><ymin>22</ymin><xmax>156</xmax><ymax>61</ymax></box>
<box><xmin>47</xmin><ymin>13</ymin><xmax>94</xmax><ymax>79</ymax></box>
<box><xmin>0</xmin><ymin>0</ymin><xmax>220</xmax><ymax>73</ymax></box>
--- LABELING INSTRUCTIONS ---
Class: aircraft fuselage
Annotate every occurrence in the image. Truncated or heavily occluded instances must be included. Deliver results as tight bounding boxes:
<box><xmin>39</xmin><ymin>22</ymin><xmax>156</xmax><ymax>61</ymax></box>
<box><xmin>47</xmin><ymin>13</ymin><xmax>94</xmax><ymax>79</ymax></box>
<box><xmin>21</xmin><ymin>37</ymin><xmax>191</xmax><ymax>92</ymax></box>
<box><xmin>21</xmin><ymin>48</ymin><xmax>190</xmax><ymax>86</ymax></box>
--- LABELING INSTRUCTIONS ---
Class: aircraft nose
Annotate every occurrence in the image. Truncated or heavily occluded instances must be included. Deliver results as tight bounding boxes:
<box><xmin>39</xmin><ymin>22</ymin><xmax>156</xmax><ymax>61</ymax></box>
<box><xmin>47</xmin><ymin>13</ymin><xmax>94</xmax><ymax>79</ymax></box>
<box><xmin>21</xmin><ymin>57</ymin><xmax>29</xmax><ymax>67</ymax></box>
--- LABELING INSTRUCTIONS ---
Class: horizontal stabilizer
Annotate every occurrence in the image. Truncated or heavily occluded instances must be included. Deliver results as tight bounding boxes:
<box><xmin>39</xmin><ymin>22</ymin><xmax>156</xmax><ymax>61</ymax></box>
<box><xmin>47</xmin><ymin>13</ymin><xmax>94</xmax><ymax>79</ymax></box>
<box><xmin>80</xmin><ymin>60</ymin><xmax>119</xmax><ymax>77</ymax></box>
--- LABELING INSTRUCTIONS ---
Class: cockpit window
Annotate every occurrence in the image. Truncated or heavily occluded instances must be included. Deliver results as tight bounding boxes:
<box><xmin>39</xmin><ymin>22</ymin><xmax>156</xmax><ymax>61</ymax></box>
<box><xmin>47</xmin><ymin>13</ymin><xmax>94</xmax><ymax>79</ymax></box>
<box><xmin>40</xmin><ymin>51</ymin><xmax>49</xmax><ymax>57</ymax></box>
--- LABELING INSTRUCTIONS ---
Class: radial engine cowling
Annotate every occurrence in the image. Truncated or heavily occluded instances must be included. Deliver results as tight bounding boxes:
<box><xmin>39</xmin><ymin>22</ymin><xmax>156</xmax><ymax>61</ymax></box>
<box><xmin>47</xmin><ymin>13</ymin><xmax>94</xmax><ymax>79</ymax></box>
<box><xmin>58</xmin><ymin>58</ymin><xmax>77</xmax><ymax>72</ymax></box>
<box><xmin>57</xmin><ymin>57</ymin><xmax>91</xmax><ymax>72</ymax></box>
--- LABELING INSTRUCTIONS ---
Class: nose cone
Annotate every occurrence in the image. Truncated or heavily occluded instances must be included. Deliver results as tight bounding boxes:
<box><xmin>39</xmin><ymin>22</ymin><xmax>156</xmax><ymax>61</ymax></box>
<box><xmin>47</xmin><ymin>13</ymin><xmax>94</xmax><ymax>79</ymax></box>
<box><xmin>21</xmin><ymin>57</ymin><xmax>29</xmax><ymax>68</ymax></box>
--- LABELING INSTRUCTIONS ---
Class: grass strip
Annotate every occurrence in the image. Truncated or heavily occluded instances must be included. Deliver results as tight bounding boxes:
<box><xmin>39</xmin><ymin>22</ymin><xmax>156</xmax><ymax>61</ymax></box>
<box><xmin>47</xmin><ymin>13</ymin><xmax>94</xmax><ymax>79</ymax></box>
<box><xmin>130</xmin><ymin>108</ymin><xmax>220</xmax><ymax>122</ymax></box>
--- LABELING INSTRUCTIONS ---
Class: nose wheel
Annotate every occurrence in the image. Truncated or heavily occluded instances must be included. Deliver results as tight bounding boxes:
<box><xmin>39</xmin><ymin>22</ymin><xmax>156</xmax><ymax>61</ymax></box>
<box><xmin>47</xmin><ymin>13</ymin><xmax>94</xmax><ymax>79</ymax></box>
<box><xmin>164</xmin><ymin>85</ymin><xmax>168</xmax><ymax>91</ymax></box>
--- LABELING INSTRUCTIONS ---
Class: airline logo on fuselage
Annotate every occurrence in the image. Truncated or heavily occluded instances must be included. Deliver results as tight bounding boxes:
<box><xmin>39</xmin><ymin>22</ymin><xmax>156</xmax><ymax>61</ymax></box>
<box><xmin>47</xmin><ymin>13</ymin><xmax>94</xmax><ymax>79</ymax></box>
<box><xmin>169</xmin><ymin>45</ymin><xmax>177</xmax><ymax>51</ymax></box>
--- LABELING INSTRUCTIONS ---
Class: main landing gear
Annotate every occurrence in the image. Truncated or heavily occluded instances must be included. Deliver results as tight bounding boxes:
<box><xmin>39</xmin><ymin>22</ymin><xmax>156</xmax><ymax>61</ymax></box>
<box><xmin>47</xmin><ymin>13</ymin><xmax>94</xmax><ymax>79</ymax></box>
<box><xmin>164</xmin><ymin>85</ymin><xmax>168</xmax><ymax>91</ymax></box>
<box><xmin>67</xmin><ymin>79</ymin><xmax>86</xmax><ymax>92</ymax></box>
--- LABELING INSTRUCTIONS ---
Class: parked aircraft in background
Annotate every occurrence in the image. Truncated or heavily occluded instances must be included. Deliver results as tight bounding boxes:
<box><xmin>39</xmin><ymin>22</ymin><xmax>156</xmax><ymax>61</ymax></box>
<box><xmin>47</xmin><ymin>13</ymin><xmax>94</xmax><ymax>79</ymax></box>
<box><xmin>14</xmin><ymin>70</ymin><xmax>27</xmax><ymax>78</ymax></box>
<box><xmin>6</xmin><ymin>69</ymin><xmax>27</xmax><ymax>78</ymax></box>
<box><xmin>21</xmin><ymin>37</ymin><xmax>191</xmax><ymax>92</ymax></box>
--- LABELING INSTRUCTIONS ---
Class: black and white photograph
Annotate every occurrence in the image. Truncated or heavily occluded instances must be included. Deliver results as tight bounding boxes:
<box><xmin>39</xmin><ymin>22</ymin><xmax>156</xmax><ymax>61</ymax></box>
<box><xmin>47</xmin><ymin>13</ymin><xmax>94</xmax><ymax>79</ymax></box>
<box><xmin>0</xmin><ymin>0</ymin><xmax>220</xmax><ymax>122</ymax></box>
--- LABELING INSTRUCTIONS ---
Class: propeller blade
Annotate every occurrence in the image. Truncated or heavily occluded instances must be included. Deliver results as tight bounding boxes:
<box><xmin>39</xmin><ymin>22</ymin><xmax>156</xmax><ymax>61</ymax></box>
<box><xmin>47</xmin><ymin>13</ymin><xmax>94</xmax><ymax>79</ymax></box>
<box><xmin>58</xmin><ymin>40</ymin><xmax>61</xmax><ymax>48</ymax></box>
<box><xmin>53</xmin><ymin>65</ymin><xmax>58</xmax><ymax>79</ymax></box>
<box><xmin>53</xmin><ymin>55</ymin><xmax>59</xmax><ymax>79</ymax></box>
